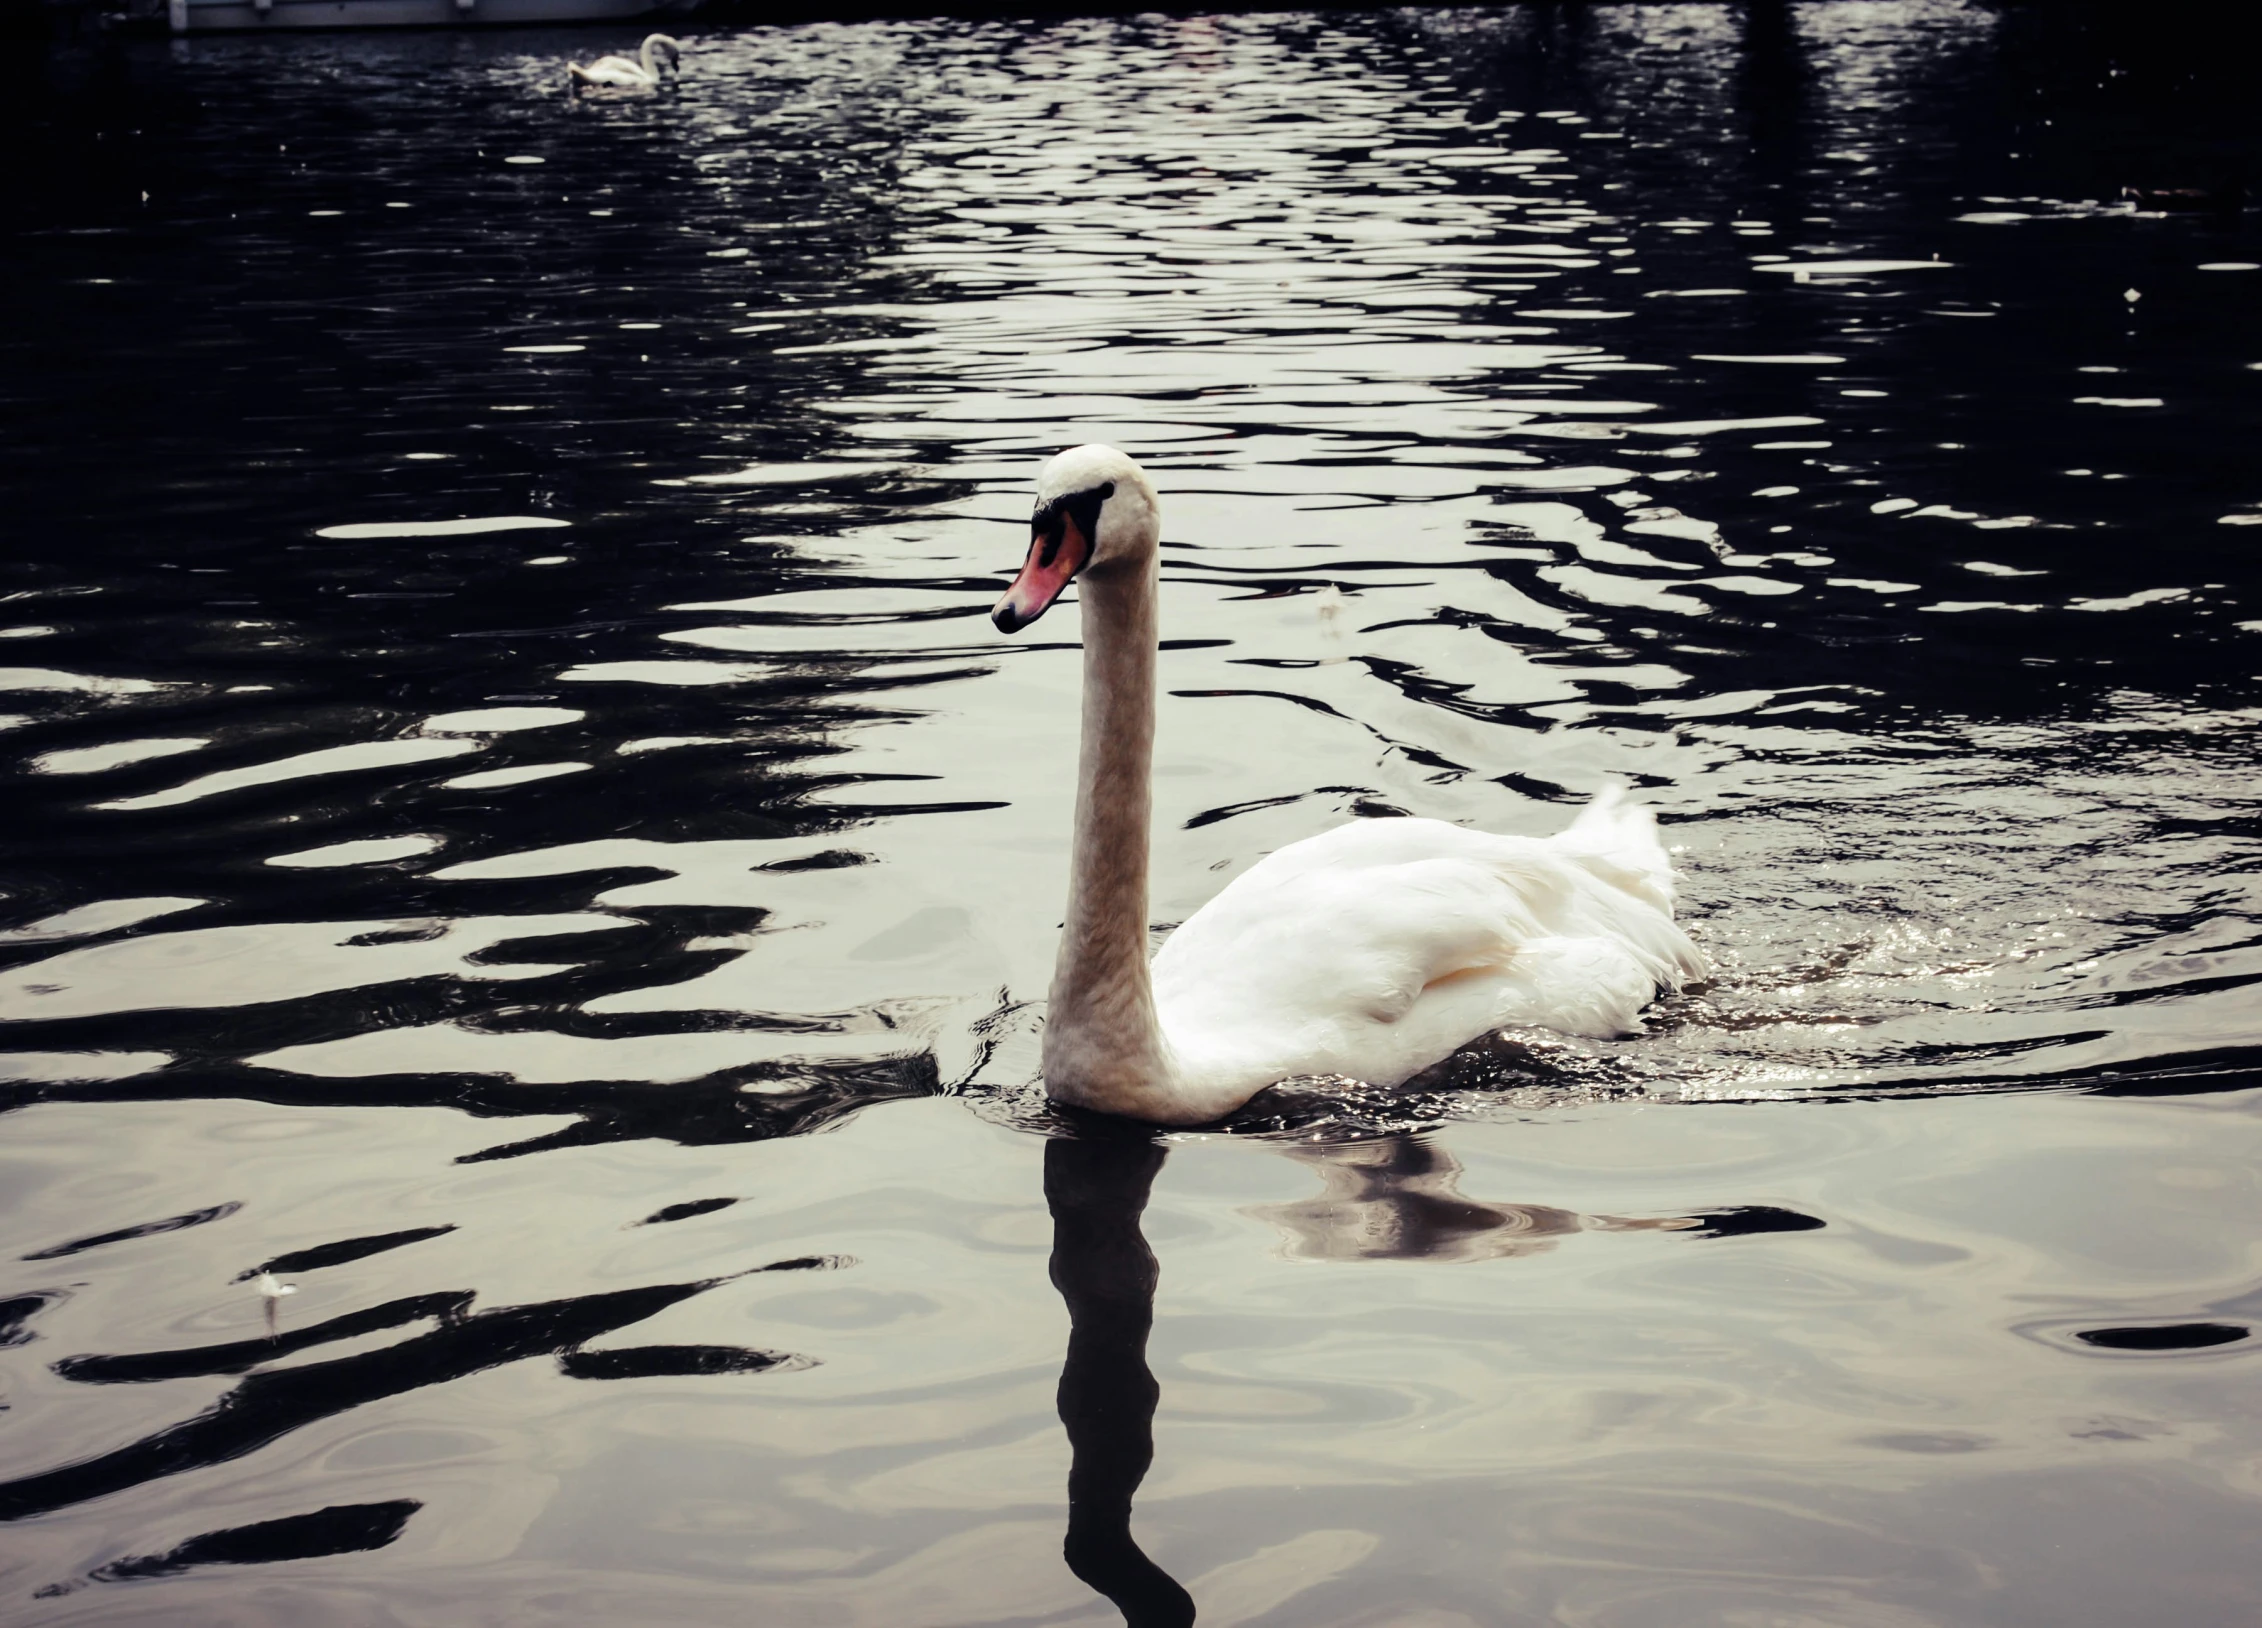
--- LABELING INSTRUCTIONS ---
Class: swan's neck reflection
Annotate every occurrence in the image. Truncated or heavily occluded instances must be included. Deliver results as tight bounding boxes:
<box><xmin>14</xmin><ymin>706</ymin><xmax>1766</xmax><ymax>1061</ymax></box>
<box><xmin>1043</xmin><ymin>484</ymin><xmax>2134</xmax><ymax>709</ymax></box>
<box><xmin>1046</xmin><ymin>1136</ymin><xmax>1196</xmax><ymax>1628</ymax></box>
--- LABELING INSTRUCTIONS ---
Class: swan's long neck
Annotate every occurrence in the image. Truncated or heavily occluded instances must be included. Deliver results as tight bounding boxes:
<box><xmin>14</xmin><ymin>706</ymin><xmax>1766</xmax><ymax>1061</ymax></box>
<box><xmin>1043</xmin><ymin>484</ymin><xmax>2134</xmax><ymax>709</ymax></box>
<box><xmin>1043</xmin><ymin>555</ymin><xmax>1182</xmax><ymax>1118</ymax></box>
<box><xmin>640</xmin><ymin>38</ymin><xmax>660</xmax><ymax>75</ymax></box>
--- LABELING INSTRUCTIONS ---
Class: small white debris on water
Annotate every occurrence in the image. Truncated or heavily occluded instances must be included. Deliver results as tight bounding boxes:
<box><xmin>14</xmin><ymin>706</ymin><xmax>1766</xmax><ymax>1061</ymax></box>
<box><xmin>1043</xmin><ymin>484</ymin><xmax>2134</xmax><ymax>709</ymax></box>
<box><xmin>256</xmin><ymin>1270</ymin><xmax>297</xmax><ymax>1339</ymax></box>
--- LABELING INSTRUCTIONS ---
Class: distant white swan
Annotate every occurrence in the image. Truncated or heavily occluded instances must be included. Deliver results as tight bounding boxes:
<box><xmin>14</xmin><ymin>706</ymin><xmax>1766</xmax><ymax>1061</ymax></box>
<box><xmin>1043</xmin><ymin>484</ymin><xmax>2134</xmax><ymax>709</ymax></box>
<box><xmin>991</xmin><ymin>445</ymin><xmax>1707</xmax><ymax>1125</ymax></box>
<box><xmin>568</xmin><ymin>34</ymin><xmax>682</xmax><ymax>92</ymax></box>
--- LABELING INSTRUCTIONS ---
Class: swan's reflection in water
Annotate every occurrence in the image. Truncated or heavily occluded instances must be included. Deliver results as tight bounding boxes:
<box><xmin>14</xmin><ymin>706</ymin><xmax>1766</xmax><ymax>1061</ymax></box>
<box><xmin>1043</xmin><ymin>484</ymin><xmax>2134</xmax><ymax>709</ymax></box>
<box><xmin>1047</xmin><ymin>1132</ymin><xmax>1828</xmax><ymax>1624</ymax></box>
<box><xmin>1045</xmin><ymin>1136</ymin><xmax>1196</xmax><ymax>1628</ymax></box>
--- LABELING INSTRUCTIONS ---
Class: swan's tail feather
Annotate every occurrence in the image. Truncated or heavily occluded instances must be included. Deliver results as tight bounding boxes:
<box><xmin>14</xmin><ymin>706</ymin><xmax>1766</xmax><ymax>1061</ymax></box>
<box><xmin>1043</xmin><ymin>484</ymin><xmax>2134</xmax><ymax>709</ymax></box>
<box><xmin>1538</xmin><ymin>785</ymin><xmax>1708</xmax><ymax>993</ymax></box>
<box><xmin>1557</xmin><ymin>783</ymin><xmax>1679</xmax><ymax>911</ymax></box>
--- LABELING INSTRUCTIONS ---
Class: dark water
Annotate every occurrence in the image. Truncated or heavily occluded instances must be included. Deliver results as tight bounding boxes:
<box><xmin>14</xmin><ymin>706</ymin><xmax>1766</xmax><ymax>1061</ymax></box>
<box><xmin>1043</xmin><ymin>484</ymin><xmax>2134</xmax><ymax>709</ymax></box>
<box><xmin>4</xmin><ymin>4</ymin><xmax>2260</xmax><ymax>1622</ymax></box>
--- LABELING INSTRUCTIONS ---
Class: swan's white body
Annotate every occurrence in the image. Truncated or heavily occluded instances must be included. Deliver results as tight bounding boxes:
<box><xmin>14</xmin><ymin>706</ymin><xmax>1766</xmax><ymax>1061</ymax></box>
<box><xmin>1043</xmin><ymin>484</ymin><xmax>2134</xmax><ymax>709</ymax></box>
<box><xmin>1152</xmin><ymin>796</ymin><xmax>1703</xmax><ymax>1112</ymax></box>
<box><xmin>568</xmin><ymin>34</ymin><xmax>681</xmax><ymax>90</ymax></box>
<box><xmin>992</xmin><ymin>446</ymin><xmax>1705</xmax><ymax>1126</ymax></box>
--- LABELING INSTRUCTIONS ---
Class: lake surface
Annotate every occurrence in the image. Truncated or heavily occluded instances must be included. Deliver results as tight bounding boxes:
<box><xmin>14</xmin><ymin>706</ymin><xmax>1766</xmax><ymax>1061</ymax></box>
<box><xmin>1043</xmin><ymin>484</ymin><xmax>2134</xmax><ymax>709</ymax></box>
<box><xmin>3</xmin><ymin>4</ymin><xmax>2260</xmax><ymax>1622</ymax></box>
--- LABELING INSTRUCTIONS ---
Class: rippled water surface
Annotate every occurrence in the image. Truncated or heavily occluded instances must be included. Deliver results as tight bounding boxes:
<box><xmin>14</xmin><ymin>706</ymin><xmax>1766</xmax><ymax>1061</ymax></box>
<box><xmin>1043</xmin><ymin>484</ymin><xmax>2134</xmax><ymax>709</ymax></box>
<box><xmin>5</xmin><ymin>4</ymin><xmax>2261</xmax><ymax>1622</ymax></box>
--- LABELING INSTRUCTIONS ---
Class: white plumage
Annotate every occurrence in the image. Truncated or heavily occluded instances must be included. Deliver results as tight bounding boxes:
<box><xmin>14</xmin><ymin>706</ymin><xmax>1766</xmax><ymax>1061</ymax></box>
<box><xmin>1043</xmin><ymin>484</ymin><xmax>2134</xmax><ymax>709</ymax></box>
<box><xmin>1152</xmin><ymin>791</ymin><xmax>1705</xmax><ymax>1113</ymax></box>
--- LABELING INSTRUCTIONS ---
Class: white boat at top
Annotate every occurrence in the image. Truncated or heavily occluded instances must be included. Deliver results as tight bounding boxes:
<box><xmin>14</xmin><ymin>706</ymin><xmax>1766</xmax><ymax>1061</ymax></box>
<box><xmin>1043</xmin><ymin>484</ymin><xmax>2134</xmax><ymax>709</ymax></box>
<box><xmin>170</xmin><ymin>0</ymin><xmax>693</xmax><ymax>32</ymax></box>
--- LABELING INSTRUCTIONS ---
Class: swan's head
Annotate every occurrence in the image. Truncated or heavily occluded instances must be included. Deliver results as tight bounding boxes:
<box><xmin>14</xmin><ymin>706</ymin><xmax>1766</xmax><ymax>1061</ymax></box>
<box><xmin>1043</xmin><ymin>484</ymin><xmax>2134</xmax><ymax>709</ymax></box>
<box><xmin>647</xmin><ymin>32</ymin><xmax>683</xmax><ymax>69</ymax></box>
<box><xmin>992</xmin><ymin>445</ymin><xmax>1160</xmax><ymax>634</ymax></box>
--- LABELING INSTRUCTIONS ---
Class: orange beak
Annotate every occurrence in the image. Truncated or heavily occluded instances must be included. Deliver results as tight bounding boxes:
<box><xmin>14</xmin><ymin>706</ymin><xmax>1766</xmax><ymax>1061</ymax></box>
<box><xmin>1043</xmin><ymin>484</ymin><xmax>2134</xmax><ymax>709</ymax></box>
<box><xmin>991</xmin><ymin>510</ymin><xmax>1091</xmax><ymax>634</ymax></box>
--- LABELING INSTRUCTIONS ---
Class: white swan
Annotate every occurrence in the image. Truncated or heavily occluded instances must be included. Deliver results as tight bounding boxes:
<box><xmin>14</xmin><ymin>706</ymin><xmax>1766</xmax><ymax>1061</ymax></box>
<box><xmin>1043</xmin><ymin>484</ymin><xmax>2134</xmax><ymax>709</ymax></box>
<box><xmin>992</xmin><ymin>445</ymin><xmax>1707</xmax><ymax>1126</ymax></box>
<box><xmin>568</xmin><ymin>34</ymin><xmax>682</xmax><ymax>92</ymax></box>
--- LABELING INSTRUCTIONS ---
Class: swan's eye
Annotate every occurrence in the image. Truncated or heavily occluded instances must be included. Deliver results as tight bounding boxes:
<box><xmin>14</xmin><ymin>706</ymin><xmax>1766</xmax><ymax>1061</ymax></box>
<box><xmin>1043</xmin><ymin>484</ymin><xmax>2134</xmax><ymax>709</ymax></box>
<box><xmin>1031</xmin><ymin>483</ymin><xmax>1116</xmax><ymax>572</ymax></box>
<box><xmin>1058</xmin><ymin>485</ymin><xmax>1112</xmax><ymax>565</ymax></box>
<box><xmin>1034</xmin><ymin>511</ymin><xmax>1068</xmax><ymax>570</ymax></box>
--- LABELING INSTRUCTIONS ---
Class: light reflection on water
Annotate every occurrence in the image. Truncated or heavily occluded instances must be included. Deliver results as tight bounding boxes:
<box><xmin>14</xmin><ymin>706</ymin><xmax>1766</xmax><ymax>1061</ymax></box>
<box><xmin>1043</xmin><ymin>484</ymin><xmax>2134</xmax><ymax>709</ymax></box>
<box><xmin>1</xmin><ymin>4</ymin><xmax>2258</xmax><ymax>1622</ymax></box>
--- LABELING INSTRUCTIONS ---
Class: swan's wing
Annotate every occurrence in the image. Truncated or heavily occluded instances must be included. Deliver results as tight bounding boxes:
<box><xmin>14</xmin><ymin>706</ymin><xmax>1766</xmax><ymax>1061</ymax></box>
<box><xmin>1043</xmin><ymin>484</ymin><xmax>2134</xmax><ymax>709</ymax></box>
<box><xmin>1160</xmin><ymin>847</ymin><xmax>1684</xmax><ymax>1028</ymax></box>
<box><xmin>1153</xmin><ymin>806</ymin><xmax>1703</xmax><ymax>1090</ymax></box>
<box><xmin>1239</xmin><ymin>793</ymin><xmax>1680</xmax><ymax>909</ymax></box>
<box><xmin>1550</xmin><ymin>782</ymin><xmax>1681</xmax><ymax>913</ymax></box>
